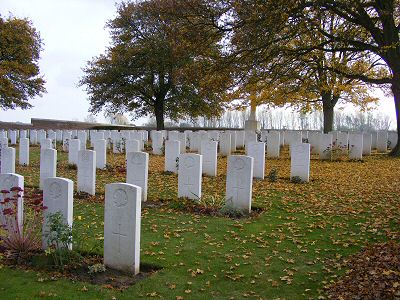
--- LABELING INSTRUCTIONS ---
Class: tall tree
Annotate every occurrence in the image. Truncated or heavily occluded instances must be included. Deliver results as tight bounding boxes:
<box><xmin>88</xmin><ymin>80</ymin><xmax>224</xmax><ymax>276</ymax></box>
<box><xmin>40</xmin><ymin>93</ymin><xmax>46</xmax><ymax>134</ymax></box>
<box><xmin>174</xmin><ymin>1</ymin><xmax>378</xmax><ymax>133</ymax></box>
<box><xmin>298</xmin><ymin>0</ymin><xmax>400</xmax><ymax>155</ymax></box>
<box><xmin>0</xmin><ymin>15</ymin><xmax>45</xmax><ymax>110</ymax></box>
<box><xmin>80</xmin><ymin>0</ymin><xmax>230</xmax><ymax>130</ymax></box>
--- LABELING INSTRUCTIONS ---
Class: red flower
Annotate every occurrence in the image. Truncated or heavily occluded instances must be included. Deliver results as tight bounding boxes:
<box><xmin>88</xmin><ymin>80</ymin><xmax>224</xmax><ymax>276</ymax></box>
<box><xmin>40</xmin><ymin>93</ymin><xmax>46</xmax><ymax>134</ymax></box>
<box><xmin>10</xmin><ymin>187</ymin><xmax>23</xmax><ymax>192</ymax></box>
<box><xmin>2</xmin><ymin>208</ymin><xmax>13</xmax><ymax>215</ymax></box>
<box><xmin>0</xmin><ymin>190</ymin><xmax>10</xmax><ymax>194</ymax></box>
<box><xmin>33</xmin><ymin>199</ymin><xmax>42</xmax><ymax>205</ymax></box>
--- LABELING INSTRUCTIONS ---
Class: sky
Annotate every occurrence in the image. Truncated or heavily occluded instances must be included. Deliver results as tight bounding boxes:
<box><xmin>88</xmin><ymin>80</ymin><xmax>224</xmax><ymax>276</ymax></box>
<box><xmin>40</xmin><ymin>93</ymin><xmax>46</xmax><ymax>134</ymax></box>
<box><xmin>0</xmin><ymin>0</ymin><xmax>397</xmax><ymax>128</ymax></box>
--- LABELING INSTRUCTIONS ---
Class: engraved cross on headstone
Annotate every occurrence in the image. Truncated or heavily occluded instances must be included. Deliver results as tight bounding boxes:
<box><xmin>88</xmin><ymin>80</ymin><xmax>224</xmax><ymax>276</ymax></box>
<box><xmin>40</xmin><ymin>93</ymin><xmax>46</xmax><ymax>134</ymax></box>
<box><xmin>112</xmin><ymin>223</ymin><xmax>127</xmax><ymax>253</ymax></box>
<box><xmin>231</xmin><ymin>178</ymin><xmax>245</xmax><ymax>202</ymax></box>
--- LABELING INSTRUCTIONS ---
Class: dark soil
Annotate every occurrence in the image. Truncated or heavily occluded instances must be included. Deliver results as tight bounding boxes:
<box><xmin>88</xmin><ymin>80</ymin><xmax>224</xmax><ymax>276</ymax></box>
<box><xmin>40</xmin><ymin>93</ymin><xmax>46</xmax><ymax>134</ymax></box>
<box><xmin>3</xmin><ymin>251</ymin><xmax>162</xmax><ymax>290</ymax></box>
<box><xmin>168</xmin><ymin>199</ymin><xmax>265</xmax><ymax>219</ymax></box>
<box><xmin>69</xmin><ymin>261</ymin><xmax>161</xmax><ymax>289</ymax></box>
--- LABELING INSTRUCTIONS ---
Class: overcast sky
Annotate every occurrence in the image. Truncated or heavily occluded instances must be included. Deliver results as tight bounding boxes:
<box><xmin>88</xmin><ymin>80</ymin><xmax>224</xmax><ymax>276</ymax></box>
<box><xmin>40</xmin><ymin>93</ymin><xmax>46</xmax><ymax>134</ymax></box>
<box><xmin>0</xmin><ymin>0</ymin><xmax>397</xmax><ymax>128</ymax></box>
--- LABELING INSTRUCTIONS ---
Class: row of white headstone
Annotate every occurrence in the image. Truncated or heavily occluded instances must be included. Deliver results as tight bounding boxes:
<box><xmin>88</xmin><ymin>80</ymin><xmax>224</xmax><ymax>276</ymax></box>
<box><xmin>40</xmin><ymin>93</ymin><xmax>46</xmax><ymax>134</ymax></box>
<box><xmin>0</xmin><ymin>129</ymin><xmax>395</xmax><ymax>165</ymax></box>
<box><xmin>0</xmin><ymin>129</ymin><xmax>391</xmax><ymax>201</ymax></box>
<box><xmin>3</xmin><ymin>128</ymin><xmax>397</xmax><ymax>149</ymax></box>
<box><xmin>0</xmin><ymin>173</ymin><xmax>141</xmax><ymax>275</ymax></box>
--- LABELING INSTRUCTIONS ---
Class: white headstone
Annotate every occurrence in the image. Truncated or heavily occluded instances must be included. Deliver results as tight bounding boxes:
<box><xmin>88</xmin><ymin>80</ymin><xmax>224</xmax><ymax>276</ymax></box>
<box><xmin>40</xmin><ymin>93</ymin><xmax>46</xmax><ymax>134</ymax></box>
<box><xmin>63</xmin><ymin>131</ymin><xmax>72</xmax><ymax>151</ymax></box>
<box><xmin>30</xmin><ymin>130</ymin><xmax>38</xmax><ymax>144</ymax></box>
<box><xmin>349</xmin><ymin>133</ymin><xmax>363</xmax><ymax>160</ymax></box>
<box><xmin>230</xmin><ymin>131</ymin><xmax>237</xmax><ymax>152</ymax></box>
<box><xmin>308</xmin><ymin>132</ymin><xmax>321</xmax><ymax>155</ymax></box>
<box><xmin>19</xmin><ymin>138</ymin><xmax>29</xmax><ymax>166</ymax></box>
<box><xmin>318</xmin><ymin>134</ymin><xmax>333</xmax><ymax>160</ymax></box>
<box><xmin>77</xmin><ymin>150</ymin><xmax>96</xmax><ymax>195</ymax></box>
<box><xmin>130</xmin><ymin>132</ymin><xmax>144</xmax><ymax>150</ymax></box>
<box><xmin>225</xmin><ymin>155</ymin><xmax>253</xmax><ymax>213</ymax></box>
<box><xmin>39</xmin><ymin>149</ymin><xmax>57</xmax><ymax>189</ymax></box>
<box><xmin>113</xmin><ymin>137</ymin><xmax>124</xmax><ymax>154</ymax></box>
<box><xmin>285</xmin><ymin>131</ymin><xmax>302</xmax><ymax>146</ymax></box>
<box><xmin>219</xmin><ymin>132</ymin><xmax>231</xmax><ymax>156</ymax></box>
<box><xmin>126</xmin><ymin>139</ymin><xmax>140</xmax><ymax>159</ymax></box>
<box><xmin>200</xmin><ymin>140</ymin><xmax>218</xmax><ymax>177</ymax></box>
<box><xmin>165</xmin><ymin>140</ymin><xmax>180</xmax><ymax>173</ymax></box>
<box><xmin>377</xmin><ymin>131</ymin><xmax>388</xmax><ymax>153</ymax></box>
<box><xmin>68</xmin><ymin>139</ymin><xmax>80</xmax><ymax>165</ymax></box>
<box><xmin>9</xmin><ymin>131</ymin><xmax>17</xmax><ymax>145</ymax></box>
<box><xmin>362</xmin><ymin>133</ymin><xmax>372</xmax><ymax>156</ymax></box>
<box><xmin>152</xmin><ymin>131</ymin><xmax>164</xmax><ymax>155</ymax></box>
<box><xmin>1</xmin><ymin>147</ymin><xmax>15</xmax><ymax>174</ymax></box>
<box><xmin>189</xmin><ymin>132</ymin><xmax>201</xmax><ymax>152</ymax></box>
<box><xmin>178</xmin><ymin>133</ymin><xmax>186</xmax><ymax>153</ymax></box>
<box><xmin>335</xmin><ymin>132</ymin><xmax>349</xmax><ymax>155</ymax></box>
<box><xmin>244</xmin><ymin>131</ymin><xmax>257</xmax><ymax>149</ymax></box>
<box><xmin>56</xmin><ymin>130</ymin><xmax>63</xmax><ymax>142</ymax></box>
<box><xmin>48</xmin><ymin>131</ymin><xmax>56</xmax><ymax>147</ymax></box>
<box><xmin>388</xmin><ymin>131</ymin><xmax>398</xmax><ymax>150</ymax></box>
<box><xmin>38</xmin><ymin>130</ymin><xmax>46</xmax><ymax>144</ymax></box>
<box><xmin>0</xmin><ymin>173</ymin><xmax>24</xmax><ymax>231</ymax></box>
<box><xmin>93</xmin><ymin>139</ymin><xmax>107</xmax><ymax>169</ymax></box>
<box><xmin>236</xmin><ymin>131</ymin><xmax>245</xmax><ymax>148</ymax></box>
<box><xmin>246</xmin><ymin>142</ymin><xmax>265</xmax><ymax>179</ymax></box>
<box><xmin>40</xmin><ymin>138</ymin><xmax>52</xmax><ymax>150</ymax></box>
<box><xmin>104</xmin><ymin>183</ymin><xmax>141</xmax><ymax>274</ymax></box>
<box><xmin>20</xmin><ymin>130</ymin><xmax>27</xmax><ymax>139</ymax></box>
<box><xmin>78</xmin><ymin>131</ymin><xmax>87</xmax><ymax>150</ymax></box>
<box><xmin>266</xmin><ymin>132</ymin><xmax>280</xmax><ymax>158</ymax></box>
<box><xmin>126</xmin><ymin>152</ymin><xmax>149</xmax><ymax>202</ymax></box>
<box><xmin>178</xmin><ymin>153</ymin><xmax>202</xmax><ymax>200</ymax></box>
<box><xmin>371</xmin><ymin>132</ymin><xmax>378</xmax><ymax>149</ymax></box>
<box><xmin>290</xmin><ymin>143</ymin><xmax>310</xmax><ymax>182</ymax></box>
<box><xmin>42</xmin><ymin>177</ymin><xmax>73</xmax><ymax>249</ymax></box>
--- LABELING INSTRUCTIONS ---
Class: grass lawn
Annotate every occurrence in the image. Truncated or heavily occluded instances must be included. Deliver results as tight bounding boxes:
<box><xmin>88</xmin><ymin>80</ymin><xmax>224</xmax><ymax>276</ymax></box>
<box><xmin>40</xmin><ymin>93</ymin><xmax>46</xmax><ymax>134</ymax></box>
<box><xmin>0</xmin><ymin>144</ymin><xmax>398</xmax><ymax>299</ymax></box>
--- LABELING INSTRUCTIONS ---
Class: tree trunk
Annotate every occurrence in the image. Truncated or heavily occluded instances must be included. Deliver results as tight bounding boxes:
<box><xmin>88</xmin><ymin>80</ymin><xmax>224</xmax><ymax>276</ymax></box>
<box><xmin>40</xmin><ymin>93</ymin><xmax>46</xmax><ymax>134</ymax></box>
<box><xmin>154</xmin><ymin>98</ymin><xmax>165</xmax><ymax>130</ymax></box>
<box><xmin>389</xmin><ymin>75</ymin><xmax>400</xmax><ymax>156</ymax></box>
<box><xmin>322</xmin><ymin>93</ymin><xmax>334</xmax><ymax>134</ymax></box>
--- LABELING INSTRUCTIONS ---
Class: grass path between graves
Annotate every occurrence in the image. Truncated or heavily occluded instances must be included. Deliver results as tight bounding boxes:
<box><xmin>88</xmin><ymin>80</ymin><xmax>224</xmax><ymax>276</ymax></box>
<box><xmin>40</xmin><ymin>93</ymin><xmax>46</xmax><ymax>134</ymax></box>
<box><xmin>0</xmin><ymin>146</ymin><xmax>398</xmax><ymax>299</ymax></box>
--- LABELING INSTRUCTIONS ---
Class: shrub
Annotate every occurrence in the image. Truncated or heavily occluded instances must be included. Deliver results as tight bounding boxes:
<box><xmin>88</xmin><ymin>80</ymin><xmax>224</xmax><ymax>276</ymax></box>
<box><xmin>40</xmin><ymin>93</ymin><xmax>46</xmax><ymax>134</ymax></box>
<box><xmin>290</xmin><ymin>176</ymin><xmax>304</xmax><ymax>184</ymax></box>
<box><xmin>267</xmin><ymin>168</ymin><xmax>278</xmax><ymax>182</ymax></box>
<box><xmin>0</xmin><ymin>188</ymin><xmax>46</xmax><ymax>261</ymax></box>
<box><xmin>218</xmin><ymin>205</ymin><xmax>247</xmax><ymax>218</ymax></box>
<box><xmin>88</xmin><ymin>263</ymin><xmax>106</xmax><ymax>274</ymax></box>
<box><xmin>44</xmin><ymin>212</ymin><xmax>80</xmax><ymax>270</ymax></box>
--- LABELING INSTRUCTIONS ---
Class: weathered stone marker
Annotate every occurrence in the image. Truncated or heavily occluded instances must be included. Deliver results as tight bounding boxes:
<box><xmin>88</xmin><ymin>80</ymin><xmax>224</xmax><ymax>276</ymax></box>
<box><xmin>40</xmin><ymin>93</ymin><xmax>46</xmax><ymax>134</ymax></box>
<box><xmin>104</xmin><ymin>183</ymin><xmax>141</xmax><ymax>274</ymax></box>
<box><xmin>290</xmin><ymin>143</ymin><xmax>310</xmax><ymax>182</ymax></box>
<box><xmin>126</xmin><ymin>151</ymin><xmax>149</xmax><ymax>202</ymax></box>
<box><xmin>39</xmin><ymin>149</ymin><xmax>57</xmax><ymax>189</ymax></box>
<box><xmin>165</xmin><ymin>140</ymin><xmax>180</xmax><ymax>173</ymax></box>
<box><xmin>77</xmin><ymin>150</ymin><xmax>96</xmax><ymax>195</ymax></box>
<box><xmin>178</xmin><ymin>153</ymin><xmax>202</xmax><ymax>200</ymax></box>
<box><xmin>225</xmin><ymin>155</ymin><xmax>253</xmax><ymax>213</ymax></box>
<box><xmin>42</xmin><ymin>177</ymin><xmax>73</xmax><ymax>249</ymax></box>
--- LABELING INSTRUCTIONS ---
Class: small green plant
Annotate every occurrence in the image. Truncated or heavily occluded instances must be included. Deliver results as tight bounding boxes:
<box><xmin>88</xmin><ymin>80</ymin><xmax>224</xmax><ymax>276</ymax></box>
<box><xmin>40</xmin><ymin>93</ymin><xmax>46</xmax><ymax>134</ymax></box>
<box><xmin>290</xmin><ymin>176</ymin><xmax>303</xmax><ymax>184</ymax></box>
<box><xmin>160</xmin><ymin>145</ymin><xmax>165</xmax><ymax>155</ymax></box>
<box><xmin>87</xmin><ymin>263</ymin><xmax>106</xmax><ymax>274</ymax></box>
<box><xmin>175</xmin><ymin>157</ymin><xmax>179</xmax><ymax>170</ymax></box>
<box><xmin>44</xmin><ymin>212</ymin><xmax>78</xmax><ymax>270</ymax></box>
<box><xmin>219</xmin><ymin>197</ymin><xmax>248</xmax><ymax>218</ymax></box>
<box><xmin>218</xmin><ymin>204</ymin><xmax>247</xmax><ymax>218</ymax></box>
<box><xmin>67</xmin><ymin>163</ymin><xmax>77</xmax><ymax>170</ymax></box>
<box><xmin>267</xmin><ymin>168</ymin><xmax>278</xmax><ymax>182</ymax></box>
